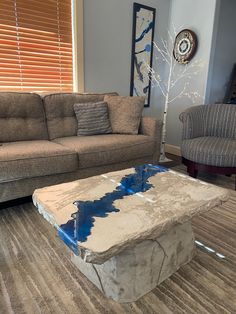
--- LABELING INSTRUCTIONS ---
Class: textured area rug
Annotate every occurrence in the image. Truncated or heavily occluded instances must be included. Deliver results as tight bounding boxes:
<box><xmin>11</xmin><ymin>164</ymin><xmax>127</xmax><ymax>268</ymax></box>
<box><xmin>0</xmin><ymin>165</ymin><xmax>236</xmax><ymax>314</ymax></box>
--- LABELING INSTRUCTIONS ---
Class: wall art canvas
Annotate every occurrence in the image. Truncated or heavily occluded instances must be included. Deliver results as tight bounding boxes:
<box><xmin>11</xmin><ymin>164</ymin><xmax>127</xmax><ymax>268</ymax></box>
<box><xmin>130</xmin><ymin>3</ymin><xmax>156</xmax><ymax>107</ymax></box>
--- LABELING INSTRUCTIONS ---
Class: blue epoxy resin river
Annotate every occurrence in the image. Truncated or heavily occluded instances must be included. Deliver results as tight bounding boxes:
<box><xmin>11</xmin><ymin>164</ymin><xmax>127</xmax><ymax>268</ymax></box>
<box><xmin>57</xmin><ymin>164</ymin><xmax>168</xmax><ymax>254</ymax></box>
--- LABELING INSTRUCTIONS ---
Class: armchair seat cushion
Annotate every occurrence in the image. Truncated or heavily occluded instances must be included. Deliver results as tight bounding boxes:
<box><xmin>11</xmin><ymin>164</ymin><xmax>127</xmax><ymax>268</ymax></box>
<box><xmin>0</xmin><ymin>140</ymin><xmax>78</xmax><ymax>183</ymax></box>
<box><xmin>53</xmin><ymin>134</ymin><xmax>155</xmax><ymax>169</ymax></box>
<box><xmin>181</xmin><ymin>137</ymin><xmax>236</xmax><ymax>167</ymax></box>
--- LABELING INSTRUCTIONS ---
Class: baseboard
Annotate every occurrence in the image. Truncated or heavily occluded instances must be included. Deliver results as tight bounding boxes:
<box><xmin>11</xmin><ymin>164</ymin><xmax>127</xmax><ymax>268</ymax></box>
<box><xmin>165</xmin><ymin>144</ymin><xmax>181</xmax><ymax>157</ymax></box>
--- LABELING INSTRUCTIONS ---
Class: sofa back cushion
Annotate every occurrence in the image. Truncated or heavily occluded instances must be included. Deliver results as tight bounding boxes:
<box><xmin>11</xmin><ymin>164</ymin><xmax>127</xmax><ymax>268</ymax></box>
<box><xmin>0</xmin><ymin>92</ymin><xmax>48</xmax><ymax>142</ymax></box>
<box><xmin>42</xmin><ymin>92</ymin><xmax>117</xmax><ymax>140</ymax></box>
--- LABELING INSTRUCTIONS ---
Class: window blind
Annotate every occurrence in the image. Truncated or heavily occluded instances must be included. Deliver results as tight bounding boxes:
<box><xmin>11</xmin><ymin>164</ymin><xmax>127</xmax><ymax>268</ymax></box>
<box><xmin>0</xmin><ymin>0</ymin><xmax>73</xmax><ymax>92</ymax></box>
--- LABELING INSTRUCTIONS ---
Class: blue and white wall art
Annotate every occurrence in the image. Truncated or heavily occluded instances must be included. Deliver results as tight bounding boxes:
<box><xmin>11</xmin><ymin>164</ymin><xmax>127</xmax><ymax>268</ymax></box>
<box><xmin>130</xmin><ymin>3</ymin><xmax>156</xmax><ymax>107</ymax></box>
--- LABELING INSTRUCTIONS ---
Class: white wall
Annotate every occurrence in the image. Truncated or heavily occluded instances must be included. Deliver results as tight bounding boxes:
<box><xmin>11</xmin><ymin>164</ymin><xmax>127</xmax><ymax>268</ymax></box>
<box><xmin>206</xmin><ymin>0</ymin><xmax>236</xmax><ymax>104</ymax></box>
<box><xmin>164</xmin><ymin>0</ymin><xmax>218</xmax><ymax>147</ymax></box>
<box><xmin>83</xmin><ymin>0</ymin><xmax>171</xmax><ymax>115</ymax></box>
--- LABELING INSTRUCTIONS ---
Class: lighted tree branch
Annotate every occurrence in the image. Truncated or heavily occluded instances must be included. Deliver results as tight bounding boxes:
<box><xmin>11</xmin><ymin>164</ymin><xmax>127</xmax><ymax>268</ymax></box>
<box><xmin>143</xmin><ymin>27</ymin><xmax>203</xmax><ymax>162</ymax></box>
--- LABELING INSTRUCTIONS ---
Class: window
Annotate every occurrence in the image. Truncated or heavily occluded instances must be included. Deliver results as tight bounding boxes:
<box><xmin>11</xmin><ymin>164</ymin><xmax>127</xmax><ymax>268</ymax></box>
<box><xmin>0</xmin><ymin>0</ymin><xmax>73</xmax><ymax>92</ymax></box>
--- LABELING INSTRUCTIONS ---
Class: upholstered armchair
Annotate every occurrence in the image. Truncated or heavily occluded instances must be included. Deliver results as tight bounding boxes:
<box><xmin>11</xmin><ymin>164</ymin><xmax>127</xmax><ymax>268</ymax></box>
<box><xmin>179</xmin><ymin>104</ymin><xmax>236</xmax><ymax>189</ymax></box>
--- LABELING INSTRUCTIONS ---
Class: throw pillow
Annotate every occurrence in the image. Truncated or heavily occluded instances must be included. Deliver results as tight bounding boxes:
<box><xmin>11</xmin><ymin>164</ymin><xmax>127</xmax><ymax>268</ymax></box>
<box><xmin>104</xmin><ymin>95</ymin><xmax>145</xmax><ymax>134</ymax></box>
<box><xmin>74</xmin><ymin>101</ymin><xmax>112</xmax><ymax>136</ymax></box>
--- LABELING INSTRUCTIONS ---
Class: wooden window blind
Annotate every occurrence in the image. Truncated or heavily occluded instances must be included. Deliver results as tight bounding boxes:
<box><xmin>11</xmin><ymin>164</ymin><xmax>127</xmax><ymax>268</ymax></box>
<box><xmin>0</xmin><ymin>0</ymin><xmax>73</xmax><ymax>92</ymax></box>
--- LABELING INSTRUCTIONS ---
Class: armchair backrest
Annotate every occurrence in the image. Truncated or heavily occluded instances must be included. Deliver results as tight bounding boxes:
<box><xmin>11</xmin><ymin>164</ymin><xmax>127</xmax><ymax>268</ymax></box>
<box><xmin>180</xmin><ymin>104</ymin><xmax>236</xmax><ymax>139</ymax></box>
<box><xmin>204</xmin><ymin>104</ymin><xmax>236</xmax><ymax>138</ymax></box>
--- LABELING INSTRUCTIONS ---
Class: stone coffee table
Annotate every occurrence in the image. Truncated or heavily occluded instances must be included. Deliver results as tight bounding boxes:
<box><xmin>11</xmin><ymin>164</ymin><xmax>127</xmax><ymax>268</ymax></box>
<box><xmin>33</xmin><ymin>164</ymin><xmax>229</xmax><ymax>303</ymax></box>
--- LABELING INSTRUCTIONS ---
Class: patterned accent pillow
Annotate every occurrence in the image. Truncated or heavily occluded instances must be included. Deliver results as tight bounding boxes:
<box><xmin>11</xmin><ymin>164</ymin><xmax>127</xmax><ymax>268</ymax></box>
<box><xmin>104</xmin><ymin>95</ymin><xmax>145</xmax><ymax>134</ymax></box>
<box><xmin>74</xmin><ymin>102</ymin><xmax>112</xmax><ymax>136</ymax></box>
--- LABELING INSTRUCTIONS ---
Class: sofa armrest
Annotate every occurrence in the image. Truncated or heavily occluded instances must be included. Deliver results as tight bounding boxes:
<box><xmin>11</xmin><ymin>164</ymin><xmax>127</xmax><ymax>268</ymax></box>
<box><xmin>179</xmin><ymin>105</ymin><xmax>205</xmax><ymax>140</ymax></box>
<box><xmin>139</xmin><ymin>116</ymin><xmax>163</xmax><ymax>138</ymax></box>
<box><xmin>139</xmin><ymin>116</ymin><xmax>163</xmax><ymax>163</ymax></box>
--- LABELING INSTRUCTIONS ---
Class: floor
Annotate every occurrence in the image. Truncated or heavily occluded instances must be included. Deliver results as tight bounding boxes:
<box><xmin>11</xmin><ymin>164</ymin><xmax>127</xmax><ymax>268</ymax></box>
<box><xmin>0</xmin><ymin>158</ymin><xmax>235</xmax><ymax>314</ymax></box>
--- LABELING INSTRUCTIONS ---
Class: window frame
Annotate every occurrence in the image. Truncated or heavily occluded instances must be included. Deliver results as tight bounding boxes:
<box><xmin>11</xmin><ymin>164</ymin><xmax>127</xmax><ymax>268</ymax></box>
<box><xmin>72</xmin><ymin>0</ymin><xmax>84</xmax><ymax>92</ymax></box>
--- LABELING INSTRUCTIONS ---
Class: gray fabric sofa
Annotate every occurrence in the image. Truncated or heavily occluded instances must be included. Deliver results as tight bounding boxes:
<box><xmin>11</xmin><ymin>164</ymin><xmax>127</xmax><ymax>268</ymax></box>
<box><xmin>179</xmin><ymin>104</ymin><xmax>236</xmax><ymax>188</ymax></box>
<box><xmin>0</xmin><ymin>92</ymin><xmax>162</xmax><ymax>202</ymax></box>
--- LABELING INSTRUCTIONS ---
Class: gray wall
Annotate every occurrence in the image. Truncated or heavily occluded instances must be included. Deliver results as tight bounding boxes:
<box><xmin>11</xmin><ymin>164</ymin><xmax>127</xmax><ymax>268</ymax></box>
<box><xmin>206</xmin><ymin>0</ymin><xmax>236</xmax><ymax>104</ymax></box>
<box><xmin>83</xmin><ymin>0</ymin><xmax>219</xmax><ymax>147</ymax></box>
<box><xmin>84</xmin><ymin>0</ymin><xmax>171</xmax><ymax>115</ymax></box>
<box><xmin>164</xmin><ymin>0</ymin><xmax>218</xmax><ymax>147</ymax></box>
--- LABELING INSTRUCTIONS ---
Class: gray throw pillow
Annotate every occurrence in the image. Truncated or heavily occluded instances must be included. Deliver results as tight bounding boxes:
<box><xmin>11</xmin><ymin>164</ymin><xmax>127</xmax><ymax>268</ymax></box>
<box><xmin>74</xmin><ymin>101</ymin><xmax>112</xmax><ymax>136</ymax></box>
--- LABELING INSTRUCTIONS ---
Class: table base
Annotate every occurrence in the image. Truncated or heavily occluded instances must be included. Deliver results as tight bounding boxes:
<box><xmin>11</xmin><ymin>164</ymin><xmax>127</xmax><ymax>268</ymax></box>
<box><xmin>71</xmin><ymin>221</ymin><xmax>195</xmax><ymax>303</ymax></box>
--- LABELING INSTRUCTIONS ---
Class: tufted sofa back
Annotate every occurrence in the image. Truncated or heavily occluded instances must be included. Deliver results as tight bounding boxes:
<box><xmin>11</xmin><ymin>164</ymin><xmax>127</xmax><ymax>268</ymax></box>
<box><xmin>0</xmin><ymin>92</ymin><xmax>48</xmax><ymax>142</ymax></box>
<box><xmin>42</xmin><ymin>92</ymin><xmax>117</xmax><ymax>140</ymax></box>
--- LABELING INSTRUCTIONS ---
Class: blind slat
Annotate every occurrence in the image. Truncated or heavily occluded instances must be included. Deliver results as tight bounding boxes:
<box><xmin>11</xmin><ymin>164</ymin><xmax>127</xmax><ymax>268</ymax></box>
<box><xmin>0</xmin><ymin>60</ymin><xmax>72</xmax><ymax>67</ymax></box>
<box><xmin>0</xmin><ymin>50</ymin><xmax>73</xmax><ymax>57</ymax></box>
<box><xmin>0</xmin><ymin>82</ymin><xmax>73</xmax><ymax>86</ymax></box>
<box><xmin>0</xmin><ymin>28</ymin><xmax>72</xmax><ymax>42</ymax></box>
<box><xmin>0</xmin><ymin>0</ymin><xmax>73</xmax><ymax>92</ymax></box>
<box><xmin>0</xmin><ymin>22</ymin><xmax>72</xmax><ymax>37</ymax></box>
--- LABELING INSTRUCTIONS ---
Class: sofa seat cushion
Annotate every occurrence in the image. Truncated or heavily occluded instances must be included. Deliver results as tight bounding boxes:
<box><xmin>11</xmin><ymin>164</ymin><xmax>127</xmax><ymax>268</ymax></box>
<box><xmin>0</xmin><ymin>140</ymin><xmax>78</xmax><ymax>183</ymax></box>
<box><xmin>181</xmin><ymin>137</ymin><xmax>236</xmax><ymax>167</ymax></box>
<box><xmin>53</xmin><ymin>134</ymin><xmax>155</xmax><ymax>169</ymax></box>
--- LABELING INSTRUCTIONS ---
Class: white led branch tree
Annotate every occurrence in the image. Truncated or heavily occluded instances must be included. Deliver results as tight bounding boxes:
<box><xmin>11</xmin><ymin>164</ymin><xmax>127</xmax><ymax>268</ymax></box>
<box><xmin>144</xmin><ymin>27</ymin><xmax>203</xmax><ymax>162</ymax></box>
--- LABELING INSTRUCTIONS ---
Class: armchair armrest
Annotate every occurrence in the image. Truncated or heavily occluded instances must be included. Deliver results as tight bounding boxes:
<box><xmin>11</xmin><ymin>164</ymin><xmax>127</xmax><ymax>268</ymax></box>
<box><xmin>179</xmin><ymin>105</ymin><xmax>205</xmax><ymax>140</ymax></box>
<box><xmin>139</xmin><ymin>116</ymin><xmax>163</xmax><ymax>163</ymax></box>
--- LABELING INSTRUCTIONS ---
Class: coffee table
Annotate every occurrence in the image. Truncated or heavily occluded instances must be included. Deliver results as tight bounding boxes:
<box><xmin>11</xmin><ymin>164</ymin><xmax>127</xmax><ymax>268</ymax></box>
<box><xmin>33</xmin><ymin>164</ymin><xmax>229</xmax><ymax>303</ymax></box>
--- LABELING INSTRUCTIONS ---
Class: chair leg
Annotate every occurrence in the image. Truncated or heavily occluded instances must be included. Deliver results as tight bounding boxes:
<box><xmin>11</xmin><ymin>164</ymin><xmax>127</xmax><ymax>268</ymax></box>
<box><xmin>183</xmin><ymin>158</ymin><xmax>236</xmax><ymax>189</ymax></box>
<box><xmin>187</xmin><ymin>164</ymin><xmax>198</xmax><ymax>178</ymax></box>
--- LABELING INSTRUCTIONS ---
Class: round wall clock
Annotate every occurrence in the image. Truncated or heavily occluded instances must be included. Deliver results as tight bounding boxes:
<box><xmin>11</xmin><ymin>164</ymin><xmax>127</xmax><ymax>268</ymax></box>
<box><xmin>173</xmin><ymin>29</ymin><xmax>198</xmax><ymax>64</ymax></box>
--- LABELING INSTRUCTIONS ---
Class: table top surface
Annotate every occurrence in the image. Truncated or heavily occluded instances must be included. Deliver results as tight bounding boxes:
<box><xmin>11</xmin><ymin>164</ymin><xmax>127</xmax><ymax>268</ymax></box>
<box><xmin>33</xmin><ymin>164</ymin><xmax>230</xmax><ymax>264</ymax></box>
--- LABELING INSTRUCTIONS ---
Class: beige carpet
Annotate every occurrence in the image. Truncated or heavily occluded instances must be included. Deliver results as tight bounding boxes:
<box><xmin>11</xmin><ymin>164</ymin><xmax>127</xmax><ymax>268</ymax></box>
<box><xmin>0</xmin><ymin>165</ymin><xmax>236</xmax><ymax>314</ymax></box>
